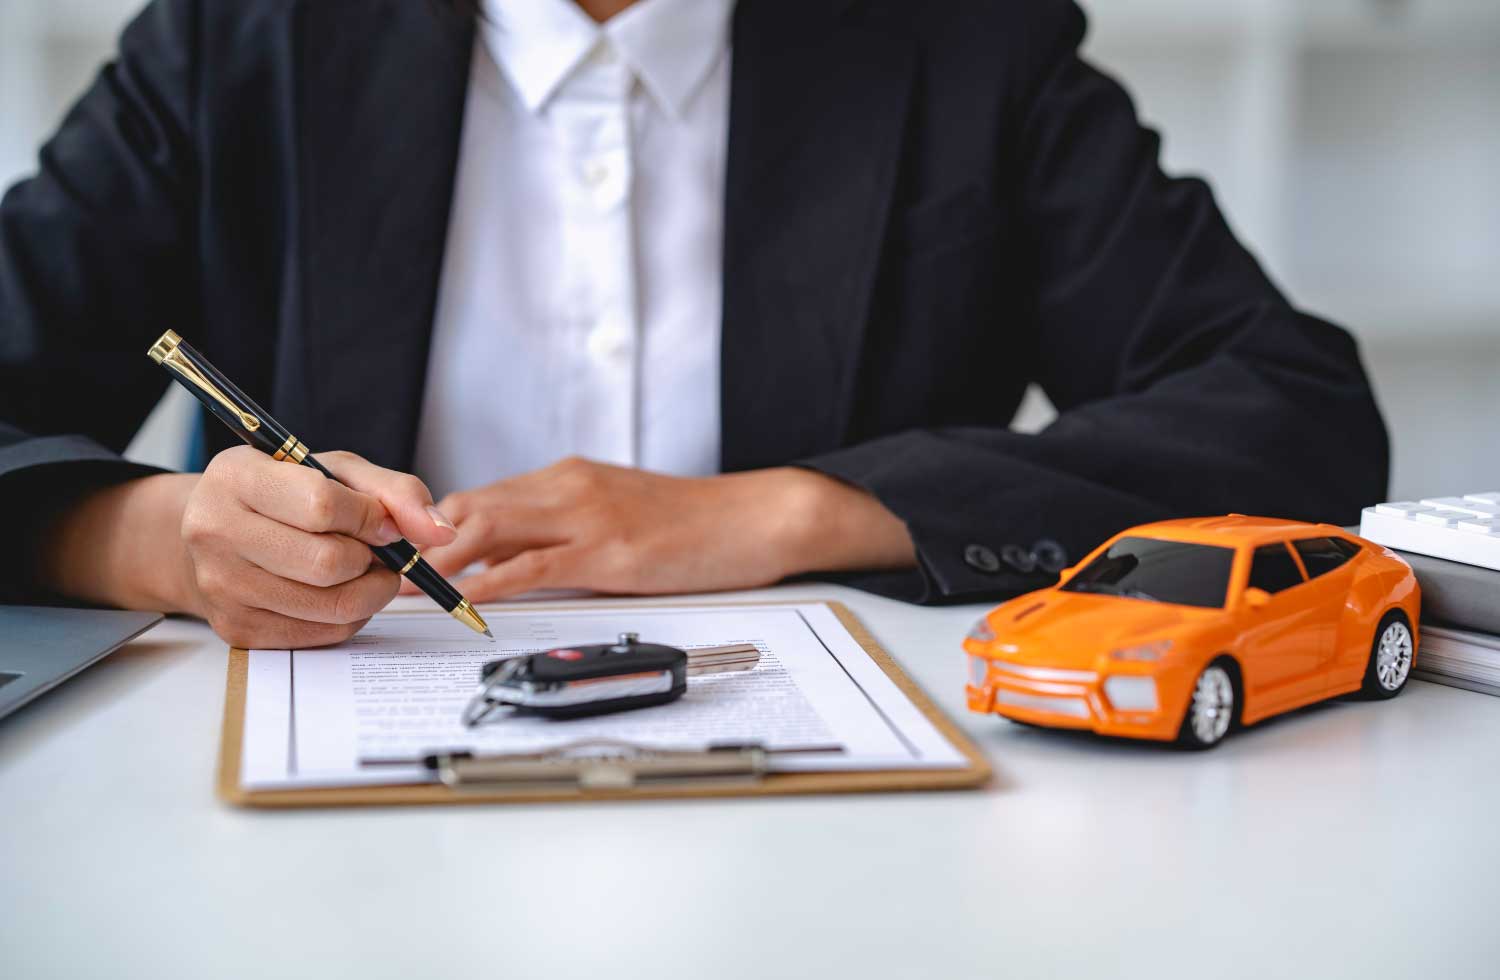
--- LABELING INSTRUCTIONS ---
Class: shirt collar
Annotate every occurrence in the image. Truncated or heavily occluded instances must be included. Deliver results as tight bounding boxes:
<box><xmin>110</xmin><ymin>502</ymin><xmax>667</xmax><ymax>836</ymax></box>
<box><xmin>480</xmin><ymin>0</ymin><xmax>735</xmax><ymax>118</ymax></box>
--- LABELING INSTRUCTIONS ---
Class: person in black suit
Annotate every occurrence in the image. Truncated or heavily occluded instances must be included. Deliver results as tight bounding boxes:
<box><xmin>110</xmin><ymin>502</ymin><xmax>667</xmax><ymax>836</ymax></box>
<box><xmin>0</xmin><ymin>0</ymin><xmax>1387</xmax><ymax>648</ymax></box>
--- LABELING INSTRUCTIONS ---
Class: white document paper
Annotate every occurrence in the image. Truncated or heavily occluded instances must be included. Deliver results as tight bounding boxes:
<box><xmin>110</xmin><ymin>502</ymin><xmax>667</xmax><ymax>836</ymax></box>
<box><xmin>241</xmin><ymin>603</ymin><xmax>967</xmax><ymax>789</ymax></box>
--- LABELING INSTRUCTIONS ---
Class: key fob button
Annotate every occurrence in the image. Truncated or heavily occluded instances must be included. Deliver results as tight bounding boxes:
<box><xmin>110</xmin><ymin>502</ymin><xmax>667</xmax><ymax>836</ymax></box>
<box><xmin>481</xmin><ymin>638</ymin><xmax>690</xmax><ymax>719</ymax></box>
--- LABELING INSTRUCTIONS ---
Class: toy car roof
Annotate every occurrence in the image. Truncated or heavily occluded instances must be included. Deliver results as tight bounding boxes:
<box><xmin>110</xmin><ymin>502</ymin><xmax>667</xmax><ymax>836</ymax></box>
<box><xmin>1118</xmin><ymin>515</ymin><xmax>1354</xmax><ymax>548</ymax></box>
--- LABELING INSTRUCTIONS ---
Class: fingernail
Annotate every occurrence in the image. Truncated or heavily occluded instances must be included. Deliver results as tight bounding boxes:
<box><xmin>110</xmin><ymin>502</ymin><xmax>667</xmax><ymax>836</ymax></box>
<box><xmin>427</xmin><ymin>505</ymin><xmax>455</xmax><ymax>531</ymax></box>
<box><xmin>376</xmin><ymin>517</ymin><xmax>400</xmax><ymax>544</ymax></box>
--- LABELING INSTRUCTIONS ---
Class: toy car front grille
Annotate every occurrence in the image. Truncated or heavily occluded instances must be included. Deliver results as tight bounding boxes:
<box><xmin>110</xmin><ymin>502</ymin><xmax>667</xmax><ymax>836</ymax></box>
<box><xmin>987</xmin><ymin>658</ymin><xmax>1098</xmax><ymax>683</ymax></box>
<box><xmin>993</xmin><ymin>689</ymin><xmax>1091</xmax><ymax>718</ymax></box>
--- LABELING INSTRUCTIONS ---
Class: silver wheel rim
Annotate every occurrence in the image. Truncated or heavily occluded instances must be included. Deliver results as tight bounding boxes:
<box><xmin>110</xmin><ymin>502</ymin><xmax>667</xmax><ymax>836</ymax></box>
<box><xmin>1190</xmin><ymin>666</ymin><xmax>1234</xmax><ymax>744</ymax></box>
<box><xmin>1375</xmin><ymin>621</ymin><xmax>1413</xmax><ymax>692</ymax></box>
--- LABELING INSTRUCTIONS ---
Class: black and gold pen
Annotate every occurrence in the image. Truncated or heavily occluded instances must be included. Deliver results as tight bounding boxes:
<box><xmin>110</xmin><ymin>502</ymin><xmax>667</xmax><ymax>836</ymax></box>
<box><xmin>147</xmin><ymin>330</ymin><xmax>492</xmax><ymax>640</ymax></box>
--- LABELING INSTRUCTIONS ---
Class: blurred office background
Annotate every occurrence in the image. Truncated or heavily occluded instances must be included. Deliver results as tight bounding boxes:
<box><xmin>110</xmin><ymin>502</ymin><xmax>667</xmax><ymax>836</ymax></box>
<box><xmin>1</xmin><ymin>0</ymin><xmax>1495</xmax><ymax>501</ymax></box>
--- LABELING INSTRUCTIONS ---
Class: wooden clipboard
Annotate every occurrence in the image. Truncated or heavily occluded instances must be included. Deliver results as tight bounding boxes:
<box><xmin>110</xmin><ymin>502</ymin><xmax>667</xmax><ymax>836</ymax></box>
<box><xmin>216</xmin><ymin>600</ymin><xmax>992</xmax><ymax>807</ymax></box>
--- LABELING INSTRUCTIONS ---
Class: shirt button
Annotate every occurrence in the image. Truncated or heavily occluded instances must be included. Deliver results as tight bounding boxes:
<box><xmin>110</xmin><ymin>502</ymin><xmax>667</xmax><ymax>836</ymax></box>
<box><xmin>586</xmin><ymin>329</ymin><xmax>630</xmax><ymax>360</ymax></box>
<box><xmin>963</xmin><ymin>545</ymin><xmax>1001</xmax><ymax>574</ymax></box>
<box><xmin>582</xmin><ymin>161</ymin><xmax>609</xmax><ymax>186</ymax></box>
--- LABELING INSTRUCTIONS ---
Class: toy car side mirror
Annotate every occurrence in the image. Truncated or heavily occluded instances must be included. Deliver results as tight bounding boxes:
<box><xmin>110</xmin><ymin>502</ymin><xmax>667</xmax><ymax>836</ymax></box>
<box><xmin>1055</xmin><ymin>564</ymin><xmax>1080</xmax><ymax>584</ymax></box>
<box><xmin>1243</xmin><ymin>587</ymin><xmax>1271</xmax><ymax>611</ymax></box>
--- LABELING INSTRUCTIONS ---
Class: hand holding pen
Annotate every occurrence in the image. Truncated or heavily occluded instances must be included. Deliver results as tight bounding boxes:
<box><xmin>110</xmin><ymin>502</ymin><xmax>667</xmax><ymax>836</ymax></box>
<box><xmin>170</xmin><ymin>446</ymin><xmax>464</xmax><ymax>648</ymax></box>
<box><xmin>144</xmin><ymin>331</ymin><xmax>491</xmax><ymax>647</ymax></box>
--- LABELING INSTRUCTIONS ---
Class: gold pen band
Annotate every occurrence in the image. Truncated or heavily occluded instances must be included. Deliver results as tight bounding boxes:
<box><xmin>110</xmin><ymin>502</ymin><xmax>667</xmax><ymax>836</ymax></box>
<box><xmin>398</xmin><ymin>551</ymin><xmax>422</xmax><ymax>576</ymax></box>
<box><xmin>270</xmin><ymin>434</ymin><xmax>309</xmax><ymax>464</ymax></box>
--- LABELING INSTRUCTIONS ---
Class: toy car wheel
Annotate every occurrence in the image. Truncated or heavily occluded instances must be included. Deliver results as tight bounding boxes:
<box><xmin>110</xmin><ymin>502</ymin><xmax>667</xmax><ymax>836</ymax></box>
<box><xmin>1178</xmin><ymin>659</ymin><xmax>1238</xmax><ymax>750</ymax></box>
<box><xmin>1361</xmin><ymin>611</ymin><xmax>1414</xmax><ymax>699</ymax></box>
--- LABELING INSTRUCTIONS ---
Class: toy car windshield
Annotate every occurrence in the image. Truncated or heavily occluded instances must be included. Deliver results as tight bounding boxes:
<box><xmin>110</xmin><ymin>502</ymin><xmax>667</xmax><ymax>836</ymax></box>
<box><xmin>1060</xmin><ymin>536</ymin><xmax>1235</xmax><ymax>609</ymax></box>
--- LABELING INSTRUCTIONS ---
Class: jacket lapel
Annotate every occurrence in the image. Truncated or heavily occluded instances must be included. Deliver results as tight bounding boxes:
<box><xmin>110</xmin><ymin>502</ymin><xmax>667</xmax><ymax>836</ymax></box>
<box><xmin>293</xmin><ymin>0</ymin><xmax>473</xmax><ymax>470</ymax></box>
<box><xmin>291</xmin><ymin>1</ymin><xmax>912</xmax><ymax>474</ymax></box>
<box><xmin>720</xmin><ymin>1</ymin><xmax>915</xmax><ymax>472</ymax></box>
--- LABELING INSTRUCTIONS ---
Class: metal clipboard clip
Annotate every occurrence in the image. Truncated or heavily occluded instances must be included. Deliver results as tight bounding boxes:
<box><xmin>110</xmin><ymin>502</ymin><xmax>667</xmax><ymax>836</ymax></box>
<box><xmin>387</xmin><ymin>738</ymin><xmax>840</xmax><ymax>794</ymax></box>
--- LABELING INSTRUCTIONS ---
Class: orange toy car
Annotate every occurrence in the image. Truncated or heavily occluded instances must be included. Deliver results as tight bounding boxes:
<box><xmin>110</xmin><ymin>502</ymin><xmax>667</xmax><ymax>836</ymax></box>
<box><xmin>963</xmin><ymin>516</ymin><xmax>1420</xmax><ymax>748</ymax></box>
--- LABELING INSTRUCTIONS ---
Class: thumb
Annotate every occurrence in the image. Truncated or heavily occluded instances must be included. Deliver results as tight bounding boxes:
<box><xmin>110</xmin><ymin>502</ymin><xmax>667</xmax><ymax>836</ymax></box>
<box><xmin>314</xmin><ymin>451</ymin><xmax>457</xmax><ymax>548</ymax></box>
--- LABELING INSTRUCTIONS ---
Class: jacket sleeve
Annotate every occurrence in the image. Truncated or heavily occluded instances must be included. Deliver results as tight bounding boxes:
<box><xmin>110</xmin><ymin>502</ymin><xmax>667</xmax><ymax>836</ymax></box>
<box><xmin>0</xmin><ymin>0</ymin><xmax>198</xmax><ymax>598</ymax></box>
<box><xmin>800</xmin><ymin>1</ymin><xmax>1389</xmax><ymax>604</ymax></box>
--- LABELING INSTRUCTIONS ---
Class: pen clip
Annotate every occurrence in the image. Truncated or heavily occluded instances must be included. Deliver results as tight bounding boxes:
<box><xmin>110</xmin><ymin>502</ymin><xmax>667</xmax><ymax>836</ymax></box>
<box><xmin>149</xmin><ymin>330</ymin><xmax>260</xmax><ymax>432</ymax></box>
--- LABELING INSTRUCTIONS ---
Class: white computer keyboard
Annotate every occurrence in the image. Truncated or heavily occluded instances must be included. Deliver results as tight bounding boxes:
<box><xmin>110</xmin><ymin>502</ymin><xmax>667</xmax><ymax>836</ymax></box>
<box><xmin>1359</xmin><ymin>493</ymin><xmax>1500</xmax><ymax>571</ymax></box>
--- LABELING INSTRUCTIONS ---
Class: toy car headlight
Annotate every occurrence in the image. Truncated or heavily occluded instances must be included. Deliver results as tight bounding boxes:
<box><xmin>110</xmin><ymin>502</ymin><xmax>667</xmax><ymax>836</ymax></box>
<box><xmin>967</xmin><ymin>655</ymin><xmax>991</xmax><ymax>688</ymax></box>
<box><xmin>1104</xmin><ymin>675</ymin><xmax>1160</xmax><ymax>712</ymax></box>
<box><xmin>1109</xmin><ymin>639</ymin><xmax>1173</xmax><ymax>662</ymax></box>
<box><xmin>966</xmin><ymin>617</ymin><xmax>996</xmax><ymax>643</ymax></box>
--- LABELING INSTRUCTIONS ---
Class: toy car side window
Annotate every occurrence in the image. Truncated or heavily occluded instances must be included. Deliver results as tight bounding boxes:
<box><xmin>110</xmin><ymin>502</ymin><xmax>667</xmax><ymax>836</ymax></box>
<box><xmin>1330</xmin><ymin>538</ymin><xmax>1362</xmax><ymax>560</ymax></box>
<box><xmin>1248</xmin><ymin>543</ymin><xmax>1305</xmax><ymax>594</ymax></box>
<box><xmin>1292</xmin><ymin>537</ymin><xmax>1356</xmax><ymax>580</ymax></box>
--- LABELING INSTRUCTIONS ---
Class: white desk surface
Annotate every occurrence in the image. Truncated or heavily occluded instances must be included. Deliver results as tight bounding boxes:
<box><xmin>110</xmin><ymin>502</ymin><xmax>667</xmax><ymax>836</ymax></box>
<box><xmin>3</xmin><ymin>583</ymin><xmax>1498</xmax><ymax>979</ymax></box>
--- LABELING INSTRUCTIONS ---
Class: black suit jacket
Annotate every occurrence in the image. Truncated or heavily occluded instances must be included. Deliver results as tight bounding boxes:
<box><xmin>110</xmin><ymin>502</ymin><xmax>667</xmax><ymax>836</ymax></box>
<box><xmin>0</xmin><ymin>0</ymin><xmax>1388</xmax><ymax>604</ymax></box>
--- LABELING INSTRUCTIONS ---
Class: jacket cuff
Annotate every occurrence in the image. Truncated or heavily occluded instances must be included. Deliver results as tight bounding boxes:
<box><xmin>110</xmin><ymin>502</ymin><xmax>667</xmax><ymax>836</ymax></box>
<box><xmin>1</xmin><ymin>437</ymin><xmax>167</xmax><ymax>603</ymax></box>
<box><xmin>796</xmin><ymin>430</ymin><xmax>1164</xmax><ymax>605</ymax></box>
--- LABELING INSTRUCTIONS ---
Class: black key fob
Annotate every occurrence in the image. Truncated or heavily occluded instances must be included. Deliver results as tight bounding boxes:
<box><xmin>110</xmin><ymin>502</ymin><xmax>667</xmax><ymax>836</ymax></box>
<box><xmin>477</xmin><ymin>633</ymin><xmax>688</xmax><ymax>719</ymax></box>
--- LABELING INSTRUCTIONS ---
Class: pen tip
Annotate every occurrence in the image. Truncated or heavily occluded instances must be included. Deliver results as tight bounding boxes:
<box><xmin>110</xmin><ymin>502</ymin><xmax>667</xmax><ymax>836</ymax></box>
<box><xmin>484</xmin><ymin>629</ymin><xmax>494</xmax><ymax>641</ymax></box>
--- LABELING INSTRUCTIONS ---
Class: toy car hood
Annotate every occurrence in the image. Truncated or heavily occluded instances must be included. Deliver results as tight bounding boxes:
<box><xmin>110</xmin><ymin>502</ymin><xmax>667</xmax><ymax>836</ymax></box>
<box><xmin>980</xmin><ymin>591</ymin><xmax>1218</xmax><ymax>669</ymax></box>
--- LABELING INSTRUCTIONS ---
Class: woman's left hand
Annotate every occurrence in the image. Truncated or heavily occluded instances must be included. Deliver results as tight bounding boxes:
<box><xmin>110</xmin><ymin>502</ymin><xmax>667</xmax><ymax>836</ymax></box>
<box><xmin>403</xmin><ymin>457</ymin><xmax>915</xmax><ymax>602</ymax></box>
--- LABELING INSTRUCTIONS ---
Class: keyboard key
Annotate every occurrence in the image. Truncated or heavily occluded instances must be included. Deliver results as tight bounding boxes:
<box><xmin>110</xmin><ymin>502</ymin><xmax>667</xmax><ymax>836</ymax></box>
<box><xmin>1422</xmin><ymin>496</ymin><xmax>1500</xmax><ymax>517</ymax></box>
<box><xmin>1360</xmin><ymin>500</ymin><xmax>1500</xmax><ymax>571</ymax></box>
<box><xmin>1374</xmin><ymin>502</ymin><xmax>1433</xmax><ymax>519</ymax></box>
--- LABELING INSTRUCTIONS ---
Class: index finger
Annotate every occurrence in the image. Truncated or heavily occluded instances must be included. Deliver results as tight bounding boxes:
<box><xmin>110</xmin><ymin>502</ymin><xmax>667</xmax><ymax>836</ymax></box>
<box><xmin>455</xmin><ymin>546</ymin><xmax>583</xmax><ymax>602</ymax></box>
<box><xmin>238</xmin><ymin>456</ymin><xmax>399</xmax><ymax>545</ymax></box>
<box><xmin>425</xmin><ymin>505</ymin><xmax>565</xmax><ymax>576</ymax></box>
<box><xmin>318</xmin><ymin>451</ymin><xmax>457</xmax><ymax>548</ymax></box>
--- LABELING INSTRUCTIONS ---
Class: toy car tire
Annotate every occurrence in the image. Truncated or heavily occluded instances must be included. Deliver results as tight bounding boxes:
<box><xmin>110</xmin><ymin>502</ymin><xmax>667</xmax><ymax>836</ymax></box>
<box><xmin>1177</xmin><ymin>658</ymin><xmax>1240</xmax><ymax>750</ymax></box>
<box><xmin>1359</xmin><ymin>610</ymin><xmax>1415</xmax><ymax>700</ymax></box>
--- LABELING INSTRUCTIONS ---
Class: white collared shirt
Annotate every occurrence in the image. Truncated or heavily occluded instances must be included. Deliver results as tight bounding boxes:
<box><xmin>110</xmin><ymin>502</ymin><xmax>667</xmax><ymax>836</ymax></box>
<box><xmin>412</xmin><ymin>0</ymin><xmax>734</xmax><ymax>499</ymax></box>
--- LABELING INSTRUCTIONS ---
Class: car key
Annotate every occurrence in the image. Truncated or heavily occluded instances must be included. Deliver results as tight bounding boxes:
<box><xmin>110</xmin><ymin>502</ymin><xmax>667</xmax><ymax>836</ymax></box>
<box><xmin>462</xmin><ymin>633</ymin><xmax>760</xmax><ymax>725</ymax></box>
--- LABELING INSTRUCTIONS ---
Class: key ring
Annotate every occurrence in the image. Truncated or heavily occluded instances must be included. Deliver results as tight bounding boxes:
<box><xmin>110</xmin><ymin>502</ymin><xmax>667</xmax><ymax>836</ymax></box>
<box><xmin>461</xmin><ymin>656</ymin><xmax>524</xmax><ymax>728</ymax></box>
